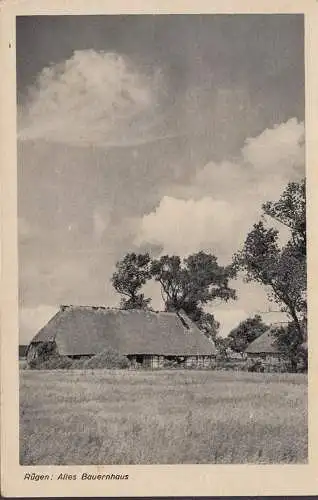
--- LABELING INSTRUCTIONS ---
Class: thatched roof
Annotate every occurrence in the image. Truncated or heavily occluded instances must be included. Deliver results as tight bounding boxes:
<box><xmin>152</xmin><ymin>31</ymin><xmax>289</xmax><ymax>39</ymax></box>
<box><xmin>30</xmin><ymin>306</ymin><xmax>216</xmax><ymax>356</ymax></box>
<box><xmin>245</xmin><ymin>327</ymin><xmax>280</xmax><ymax>354</ymax></box>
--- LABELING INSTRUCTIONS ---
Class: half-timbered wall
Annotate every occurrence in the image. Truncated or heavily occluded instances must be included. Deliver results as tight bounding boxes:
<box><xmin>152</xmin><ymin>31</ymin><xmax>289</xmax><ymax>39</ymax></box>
<box><xmin>128</xmin><ymin>354</ymin><xmax>215</xmax><ymax>369</ymax></box>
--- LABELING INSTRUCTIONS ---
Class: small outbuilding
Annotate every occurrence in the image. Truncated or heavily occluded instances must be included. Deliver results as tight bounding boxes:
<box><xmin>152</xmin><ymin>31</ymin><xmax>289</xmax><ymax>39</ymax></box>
<box><xmin>26</xmin><ymin>305</ymin><xmax>216</xmax><ymax>369</ymax></box>
<box><xmin>245</xmin><ymin>326</ymin><xmax>284</xmax><ymax>368</ymax></box>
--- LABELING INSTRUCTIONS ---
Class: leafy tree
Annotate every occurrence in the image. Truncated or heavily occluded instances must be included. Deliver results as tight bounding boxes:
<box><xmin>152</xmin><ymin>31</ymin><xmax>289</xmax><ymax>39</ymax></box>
<box><xmin>151</xmin><ymin>251</ymin><xmax>236</xmax><ymax>329</ymax></box>
<box><xmin>272</xmin><ymin>321</ymin><xmax>307</xmax><ymax>372</ymax></box>
<box><xmin>263</xmin><ymin>179</ymin><xmax>306</xmax><ymax>256</ymax></box>
<box><xmin>228</xmin><ymin>315</ymin><xmax>269</xmax><ymax>354</ymax></box>
<box><xmin>214</xmin><ymin>336</ymin><xmax>232</xmax><ymax>360</ymax></box>
<box><xmin>234</xmin><ymin>179</ymin><xmax>306</xmax><ymax>344</ymax></box>
<box><xmin>112</xmin><ymin>251</ymin><xmax>236</xmax><ymax>338</ymax></box>
<box><xmin>194</xmin><ymin>311</ymin><xmax>220</xmax><ymax>341</ymax></box>
<box><xmin>111</xmin><ymin>252</ymin><xmax>152</xmax><ymax>310</ymax></box>
<box><xmin>235</xmin><ymin>221</ymin><xmax>306</xmax><ymax>341</ymax></box>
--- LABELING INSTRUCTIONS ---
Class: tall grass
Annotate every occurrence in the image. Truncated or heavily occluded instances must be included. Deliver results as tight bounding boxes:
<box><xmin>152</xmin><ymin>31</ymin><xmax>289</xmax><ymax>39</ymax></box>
<box><xmin>20</xmin><ymin>369</ymin><xmax>307</xmax><ymax>465</ymax></box>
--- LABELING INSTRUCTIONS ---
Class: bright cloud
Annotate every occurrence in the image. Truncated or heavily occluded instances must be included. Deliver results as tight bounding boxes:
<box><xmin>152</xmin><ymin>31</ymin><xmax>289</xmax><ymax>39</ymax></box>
<box><xmin>136</xmin><ymin>118</ymin><xmax>305</xmax><ymax>261</ymax></box>
<box><xmin>135</xmin><ymin>196</ymin><xmax>242</xmax><ymax>258</ymax></box>
<box><xmin>242</xmin><ymin>117</ymin><xmax>304</xmax><ymax>175</ymax></box>
<box><xmin>19</xmin><ymin>50</ymin><xmax>165</xmax><ymax>147</ymax></box>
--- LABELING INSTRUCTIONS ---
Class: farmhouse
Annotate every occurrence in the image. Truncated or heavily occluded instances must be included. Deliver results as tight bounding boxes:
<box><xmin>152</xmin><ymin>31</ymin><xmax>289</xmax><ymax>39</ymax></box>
<box><xmin>245</xmin><ymin>326</ymin><xmax>284</xmax><ymax>367</ymax></box>
<box><xmin>26</xmin><ymin>305</ymin><xmax>216</xmax><ymax>369</ymax></box>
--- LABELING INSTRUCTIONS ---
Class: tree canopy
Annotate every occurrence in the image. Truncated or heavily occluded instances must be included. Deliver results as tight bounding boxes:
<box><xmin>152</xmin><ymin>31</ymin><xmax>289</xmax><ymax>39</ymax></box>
<box><xmin>151</xmin><ymin>251</ymin><xmax>236</xmax><ymax>313</ymax></box>
<box><xmin>234</xmin><ymin>179</ymin><xmax>306</xmax><ymax>344</ymax></box>
<box><xmin>228</xmin><ymin>315</ymin><xmax>269</xmax><ymax>353</ymax></box>
<box><xmin>272</xmin><ymin>321</ymin><xmax>307</xmax><ymax>371</ymax></box>
<box><xmin>262</xmin><ymin>179</ymin><xmax>306</xmax><ymax>257</ymax></box>
<box><xmin>111</xmin><ymin>250</ymin><xmax>236</xmax><ymax>338</ymax></box>
<box><xmin>111</xmin><ymin>252</ymin><xmax>152</xmax><ymax>310</ymax></box>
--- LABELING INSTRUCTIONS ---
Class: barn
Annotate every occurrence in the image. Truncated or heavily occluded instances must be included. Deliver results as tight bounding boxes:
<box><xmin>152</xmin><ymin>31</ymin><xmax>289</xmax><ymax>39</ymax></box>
<box><xmin>245</xmin><ymin>326</ymin><xmax>284</xmax><ymax>368</ymax></box>
<box><xmin>26</xmin><ymin>305</ymin><xmax>216</xmax><ymax>369</ymax></box>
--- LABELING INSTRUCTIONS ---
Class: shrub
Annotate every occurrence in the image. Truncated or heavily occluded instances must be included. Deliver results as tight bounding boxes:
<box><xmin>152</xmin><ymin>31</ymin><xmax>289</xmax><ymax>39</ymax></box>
<box><xmin>37</xmin><ymin>355</ymin><xmax>73</xmax><ymax>370</ymax></box>
<box><xmin>70</xmin><ymin>358</ymin><xmax>87</xmax><ymax>369</ymax></box>
<box><xmin>82</xmin><ymin>348</ymin><xmax>130</xmax><ymax>369</ymax></box>
<box><xmin>27</xmin><ymin>342</ymin><xmax>73</xmax><ymax>370</ymax></box>
<box><xmin>27</xmin><ymin>341</ymin><xmax>56</xmax><ymax>368</ymax></box>
<box><xmin>29</xmin><ymin>353</ymin><xmax>73</xmax><ymax>370</ymax></box>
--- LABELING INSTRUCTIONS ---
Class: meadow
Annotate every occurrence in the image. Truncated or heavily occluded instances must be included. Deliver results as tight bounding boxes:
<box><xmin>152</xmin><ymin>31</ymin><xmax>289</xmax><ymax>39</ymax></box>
<box><xmin>20</xmin><ymin>369</ymin><xmax>307</xmax><ymax>465</ymax></box>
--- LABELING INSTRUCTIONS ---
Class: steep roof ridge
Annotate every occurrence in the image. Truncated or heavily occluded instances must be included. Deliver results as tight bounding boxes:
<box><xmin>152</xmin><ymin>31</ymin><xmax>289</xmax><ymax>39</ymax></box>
<box><xmin>59</xmin><ymin>304</ymin><xmax>185</xmax><ymax>317</ymax></box>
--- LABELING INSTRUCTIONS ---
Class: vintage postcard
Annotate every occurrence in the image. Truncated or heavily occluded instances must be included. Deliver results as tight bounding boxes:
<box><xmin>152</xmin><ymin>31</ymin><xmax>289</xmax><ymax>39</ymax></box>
<box><xmin>1</xmin><ymin>0</ymin><xmax>318</xmax><ymax>497</ymax></box>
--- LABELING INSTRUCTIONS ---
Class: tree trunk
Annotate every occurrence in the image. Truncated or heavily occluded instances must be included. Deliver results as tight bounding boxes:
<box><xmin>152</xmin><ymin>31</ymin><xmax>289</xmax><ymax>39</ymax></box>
<box><xmin>288</xmin><ymin>307</ymin><xmax>305</xmax><ymax>343</ymax></box>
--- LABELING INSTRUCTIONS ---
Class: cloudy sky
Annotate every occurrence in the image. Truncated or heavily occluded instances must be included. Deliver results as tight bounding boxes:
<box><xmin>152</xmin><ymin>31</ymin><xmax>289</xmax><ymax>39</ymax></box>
<box><xmin>17</xmin><ymin>15</ymin><xmax>305</xmax><ymax>342</ymax></box>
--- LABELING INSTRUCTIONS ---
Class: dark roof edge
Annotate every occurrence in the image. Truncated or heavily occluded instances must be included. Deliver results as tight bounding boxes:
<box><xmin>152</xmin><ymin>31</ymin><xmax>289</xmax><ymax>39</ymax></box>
<box><xmin>58</xmin><ymin>305</ymin><xmax>192</xmax><ymax>317</ymax></box>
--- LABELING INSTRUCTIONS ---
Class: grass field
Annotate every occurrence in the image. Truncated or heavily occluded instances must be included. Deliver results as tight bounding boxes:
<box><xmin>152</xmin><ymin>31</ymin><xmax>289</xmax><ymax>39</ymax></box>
<box><xmin>20</xmin><ymin>369</ymin><xmax>307</xmax><ymax>465</ymax></box>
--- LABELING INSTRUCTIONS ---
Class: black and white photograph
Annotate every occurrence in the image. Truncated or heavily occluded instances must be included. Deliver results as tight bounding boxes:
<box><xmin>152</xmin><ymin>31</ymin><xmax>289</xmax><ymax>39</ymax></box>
<box><xmin>16</xmin><ymin>13</ymin><xmax>308</xmax><ymax>468</ymax></box>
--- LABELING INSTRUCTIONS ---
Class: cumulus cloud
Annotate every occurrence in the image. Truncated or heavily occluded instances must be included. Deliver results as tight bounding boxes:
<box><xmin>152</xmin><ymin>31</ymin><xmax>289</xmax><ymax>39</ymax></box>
<box><xmin>19</xmin><ymin>50</ymin><xmax>166</xmax><ymax>147</ymax></box>
<box><xmin>242</xmin><ymin>117</ymin><xmax>304</xmax><ymax>175</ymax></box>
<box><xmin>135</xmin><ymin>195</ymin><xmax>242</xmax><ymax>259</ymax></box>
<box><xmin>135</xmin><ymin>118</ymin><xmax>305</xmax><ymax>261</ymax></box>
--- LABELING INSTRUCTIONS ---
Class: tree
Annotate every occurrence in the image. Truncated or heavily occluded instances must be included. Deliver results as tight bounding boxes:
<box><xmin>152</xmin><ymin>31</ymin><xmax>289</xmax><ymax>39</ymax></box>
<box><xmin>263</xmin><ymin>179</ymin><xmax>306</xmax><ymax>257</ymax></box>
<box><xmin>214</xmin><ymin>336</ymin><xmax>232</xmax><ymax>360</ymax></box>
<box><xmin>111</xmin><ymin>252</ymin><xmax>152</xmax><ymax>310</ymax></box>
<box><xmin>235</xmin><ymin>221</ymin><xmax>306</xmax><ymax>341</ymax></box>
<box><xmin>111</xmin><ymin>250</ymin><xmax>236</xmax><ymax>338</ymax></box>
<box><xmin>272</xmin><ymin>321</ymin><xmax>307</xmax><ymax>372</ymax></box>
<box><xmin>151</xmin><ymin>251</ymin><xmax>236</xmax><ymax>329</ymax></box>
<box><xmin>194</xmin><ymin>311</ymin><xmax>220</xmax><ymax>341</ymax></box>
<box><xmin>234</xmin><ymin>179</ymin><xmax>306</xmax><ymax>344</ymax></box>
<box><xmin>228</xmin><ymin>315</ymin><xmax>269</xmax><ymax>354</ymax></box>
